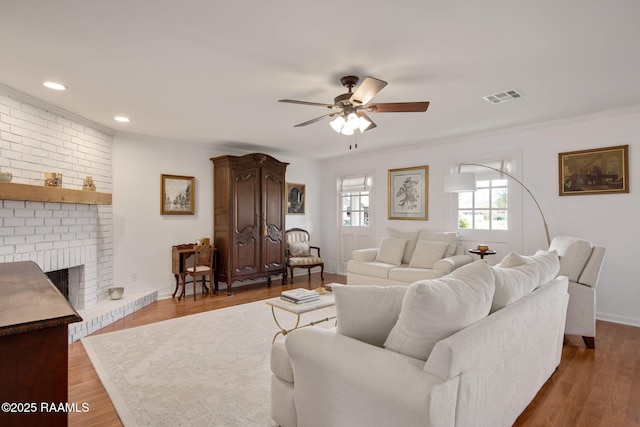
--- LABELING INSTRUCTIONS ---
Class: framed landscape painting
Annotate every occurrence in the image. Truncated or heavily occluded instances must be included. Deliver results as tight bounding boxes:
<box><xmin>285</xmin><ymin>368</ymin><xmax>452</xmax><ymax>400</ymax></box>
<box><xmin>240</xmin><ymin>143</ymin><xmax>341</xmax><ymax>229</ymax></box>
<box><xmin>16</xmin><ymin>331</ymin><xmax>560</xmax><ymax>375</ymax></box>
<box><xmin>161</xmin><ymin>174</ymin><xmax>195</xmax><ymax>215</ymax></box>
<box><xmin>388</xmin><ymin>165</ymin><xmax>429</xmax><ymax>220</ymax></box>
<box><xmin>559</xmin><ymin>145</ymin><xmax>629</xmax><ymax>196</ymax></box>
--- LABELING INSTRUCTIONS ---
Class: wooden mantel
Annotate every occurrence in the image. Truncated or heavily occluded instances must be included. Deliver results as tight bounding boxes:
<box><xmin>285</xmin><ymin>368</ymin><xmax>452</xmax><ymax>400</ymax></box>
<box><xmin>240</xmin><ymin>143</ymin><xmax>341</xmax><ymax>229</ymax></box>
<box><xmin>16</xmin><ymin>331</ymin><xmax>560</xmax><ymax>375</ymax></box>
<box><xmin>0</xmin><ymin>181</ymin><xmax>112</xmax><ymax>205</ymax></box>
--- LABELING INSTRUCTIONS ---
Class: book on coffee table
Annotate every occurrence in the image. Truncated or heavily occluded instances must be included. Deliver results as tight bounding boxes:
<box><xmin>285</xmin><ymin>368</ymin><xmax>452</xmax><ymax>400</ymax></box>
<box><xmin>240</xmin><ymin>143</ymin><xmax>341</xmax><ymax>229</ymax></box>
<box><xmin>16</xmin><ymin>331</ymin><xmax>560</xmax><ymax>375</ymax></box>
<box><xmin>281</xmin><ymin>288</ymin><xmax>320</xmax><ymax>304</ymax></box>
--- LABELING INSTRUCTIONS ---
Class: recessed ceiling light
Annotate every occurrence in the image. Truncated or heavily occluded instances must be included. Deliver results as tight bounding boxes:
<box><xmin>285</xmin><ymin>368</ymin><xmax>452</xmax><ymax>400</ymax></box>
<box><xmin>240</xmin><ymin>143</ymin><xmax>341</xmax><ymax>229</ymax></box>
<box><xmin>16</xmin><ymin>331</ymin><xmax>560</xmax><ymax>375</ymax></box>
<box><xmin>43</xmin><ymin>81</ymin><xmax>66</xmax><ymax>91</ymax></box>
<box><xmin>114</xmin><ymin>116</ymin><xmax>130</xmax><ymax>123</ymax></box>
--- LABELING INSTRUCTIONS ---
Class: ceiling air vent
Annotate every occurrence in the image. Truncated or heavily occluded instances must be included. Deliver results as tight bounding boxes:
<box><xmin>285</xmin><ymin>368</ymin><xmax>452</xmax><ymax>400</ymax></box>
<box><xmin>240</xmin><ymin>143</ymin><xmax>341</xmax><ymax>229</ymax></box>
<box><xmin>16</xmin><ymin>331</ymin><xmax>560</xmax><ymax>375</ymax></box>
<box><xmin>483</xmin><ymin>89</ymin><xmax>524</xmax><ymax>104</ymax></box>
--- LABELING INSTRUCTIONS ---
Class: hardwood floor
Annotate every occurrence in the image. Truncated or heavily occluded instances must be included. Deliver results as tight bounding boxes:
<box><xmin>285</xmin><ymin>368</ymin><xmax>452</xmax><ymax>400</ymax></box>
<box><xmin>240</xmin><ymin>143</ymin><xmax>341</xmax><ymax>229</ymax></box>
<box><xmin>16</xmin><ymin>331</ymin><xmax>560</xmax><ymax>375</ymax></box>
<box><xmin>68</xmin><ymin>273</ymin><xmax>640</xmax><ymax>427</ymax></box>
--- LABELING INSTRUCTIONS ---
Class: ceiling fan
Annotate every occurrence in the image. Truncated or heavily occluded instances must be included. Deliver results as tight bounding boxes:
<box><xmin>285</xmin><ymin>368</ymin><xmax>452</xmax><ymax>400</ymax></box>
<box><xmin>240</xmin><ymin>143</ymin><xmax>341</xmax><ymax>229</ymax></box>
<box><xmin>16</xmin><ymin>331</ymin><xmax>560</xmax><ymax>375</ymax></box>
<box><xmin>278</xmin><ymin>75</ymin><xmax>430</xmax><ymax>136</ymax></box>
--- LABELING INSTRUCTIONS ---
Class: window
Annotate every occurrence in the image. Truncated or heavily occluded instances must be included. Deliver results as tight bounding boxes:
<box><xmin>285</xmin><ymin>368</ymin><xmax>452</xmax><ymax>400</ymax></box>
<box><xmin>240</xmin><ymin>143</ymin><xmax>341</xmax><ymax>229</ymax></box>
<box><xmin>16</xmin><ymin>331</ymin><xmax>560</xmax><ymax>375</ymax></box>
<box><xmin>454</xmin><ymin>161</ymin><xmax>512</xmax><ymax>231</ymax></box>
<box><xmin>339</xmin><ymin>175</ymin><xmax>371</xmax><ymax>227</ymax></box>
<box><xmin>457</xmin><ymin>178</ymin><xmax>508</xmax><ymax>230</ymax></box>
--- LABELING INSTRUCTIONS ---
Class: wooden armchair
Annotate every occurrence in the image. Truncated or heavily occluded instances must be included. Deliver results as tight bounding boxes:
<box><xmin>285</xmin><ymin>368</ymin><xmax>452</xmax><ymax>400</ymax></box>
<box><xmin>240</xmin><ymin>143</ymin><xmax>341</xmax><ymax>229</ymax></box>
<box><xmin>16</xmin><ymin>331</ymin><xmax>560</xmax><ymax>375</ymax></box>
<box><xmin>284</xmin><ymin>228</ymin><xmax>324</xmax><ymax>284</ymax></box>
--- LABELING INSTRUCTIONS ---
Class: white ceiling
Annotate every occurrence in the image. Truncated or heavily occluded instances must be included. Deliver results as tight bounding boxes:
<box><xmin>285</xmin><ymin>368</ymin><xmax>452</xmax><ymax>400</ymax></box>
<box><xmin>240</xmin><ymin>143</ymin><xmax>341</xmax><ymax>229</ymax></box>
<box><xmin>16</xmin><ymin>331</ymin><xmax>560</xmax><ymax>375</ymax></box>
<box><xmin>2</xmin><ymin>1</ymin><xmax>640</xmax><ymax>160</ymax></box>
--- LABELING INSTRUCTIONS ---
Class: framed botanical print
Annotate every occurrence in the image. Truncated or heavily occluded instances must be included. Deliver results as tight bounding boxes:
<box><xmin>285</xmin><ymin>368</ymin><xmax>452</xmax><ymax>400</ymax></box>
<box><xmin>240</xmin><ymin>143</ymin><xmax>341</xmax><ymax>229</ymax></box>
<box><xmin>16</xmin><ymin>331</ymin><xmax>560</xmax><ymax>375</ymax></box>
<box><xmin>287</xmin><ymin>183</ymin><xmax>305</xmax><ymax>215</ymax></box>
<box><xmin>161</xmin><ymin>174</ymin><xmax>195</xmax><ymax>215</ymax></box>
<box><xmin>388</xmin><ymin>165</ymin><xmax>429</xmax><ymax>220</ymax></box>
<box><xmin>559</xmin><ymin>145</ymin><xmax>629</xmax><ymax>196</ymax></box>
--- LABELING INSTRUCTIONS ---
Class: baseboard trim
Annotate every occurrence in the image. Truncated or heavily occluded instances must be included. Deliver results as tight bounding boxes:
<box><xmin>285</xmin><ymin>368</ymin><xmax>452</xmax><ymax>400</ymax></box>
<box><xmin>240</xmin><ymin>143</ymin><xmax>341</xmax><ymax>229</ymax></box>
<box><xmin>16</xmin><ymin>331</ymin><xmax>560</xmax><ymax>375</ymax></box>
<box><xmin>597</xmin><ymin>312</ymin><xmax>640</xmax><ymax>328</ymax></box>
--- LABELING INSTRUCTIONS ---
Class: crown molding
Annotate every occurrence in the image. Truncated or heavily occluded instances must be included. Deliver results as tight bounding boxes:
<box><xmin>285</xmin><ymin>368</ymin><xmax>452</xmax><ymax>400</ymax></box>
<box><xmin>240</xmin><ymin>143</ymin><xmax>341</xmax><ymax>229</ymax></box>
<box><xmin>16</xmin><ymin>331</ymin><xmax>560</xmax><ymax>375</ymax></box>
<box><xmin>0</xmin><ymin>82</ymin><xmax>115</xmax><ymax>136</ymax></box>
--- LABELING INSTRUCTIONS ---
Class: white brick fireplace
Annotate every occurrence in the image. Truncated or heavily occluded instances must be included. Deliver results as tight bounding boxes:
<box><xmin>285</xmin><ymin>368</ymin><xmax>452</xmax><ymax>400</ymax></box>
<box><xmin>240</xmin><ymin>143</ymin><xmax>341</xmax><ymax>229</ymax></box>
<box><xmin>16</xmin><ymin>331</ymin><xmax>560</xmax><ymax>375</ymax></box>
<box><xmin>1</xmin><ymin>88</ymin><xmax>156</xmax><ymax>341</ymax></box>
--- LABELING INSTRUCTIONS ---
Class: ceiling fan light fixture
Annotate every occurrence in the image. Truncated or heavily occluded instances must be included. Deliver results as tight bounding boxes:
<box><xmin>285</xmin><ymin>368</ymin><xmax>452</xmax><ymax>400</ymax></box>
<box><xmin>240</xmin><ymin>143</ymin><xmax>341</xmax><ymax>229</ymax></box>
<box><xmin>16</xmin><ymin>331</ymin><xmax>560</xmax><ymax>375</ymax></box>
<box><xmin>358</xmin><ymin>116</ymin><xmax>372</xmax><ymax>132</ymax></box>
<box><xmin>346</xmin><ymin>112</ymin><xmax>360</xmax><ymax>130</ymax></box>
<box><xmin>330</xmin><ymin>115</ymin><xmax>346</xmax><ymax>133</ymax></box>
<box><xmin>340</xmin><ymin>125</ymin><xmax>355</xmax><ymax>136</ymax></box>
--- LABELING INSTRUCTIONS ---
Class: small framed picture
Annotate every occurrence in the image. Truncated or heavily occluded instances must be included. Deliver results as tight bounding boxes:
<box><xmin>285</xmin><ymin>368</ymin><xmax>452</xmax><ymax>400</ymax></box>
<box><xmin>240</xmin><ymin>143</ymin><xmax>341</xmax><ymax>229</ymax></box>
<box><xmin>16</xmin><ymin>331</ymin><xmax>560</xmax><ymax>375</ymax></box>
<box><xmin>286</xmin><ymin>183</ymin><xmax>305</xmax><ymax>215</ymax></box>
<box><xmin>161</xmin><ymin>174</ymin><xmax>195</xmax><ymax>215</ymax></box>
<box><xmin>559</xmin><ymin>145</ymin><xmax>629</xmax><ymax>196</ymax></box>
<box><xmin>388</xmin><ymin>165</ymin><xmax>429</xmax><ymax>220</ymax></box>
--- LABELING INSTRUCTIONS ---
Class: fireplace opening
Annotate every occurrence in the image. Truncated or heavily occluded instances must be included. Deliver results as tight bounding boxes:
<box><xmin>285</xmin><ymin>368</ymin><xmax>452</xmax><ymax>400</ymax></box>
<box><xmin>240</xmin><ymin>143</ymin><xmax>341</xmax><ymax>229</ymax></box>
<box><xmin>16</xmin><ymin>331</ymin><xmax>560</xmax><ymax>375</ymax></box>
<box><xmin>46</xmin><ymin>269</ymin><xmax>69</xmax><ymax>300</ymax></box>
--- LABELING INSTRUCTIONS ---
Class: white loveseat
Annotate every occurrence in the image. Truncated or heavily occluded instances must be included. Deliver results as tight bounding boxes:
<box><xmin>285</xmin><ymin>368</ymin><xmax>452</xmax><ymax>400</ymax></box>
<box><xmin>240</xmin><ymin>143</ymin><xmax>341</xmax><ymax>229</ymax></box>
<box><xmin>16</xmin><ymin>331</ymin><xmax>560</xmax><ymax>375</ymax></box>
<box><xmin>347</xmin><ymin>229</ymin><xmax>474</xmax><ymax>286</ymax></box>
<box><xmin>271</xmin><ymin>252</ymin><xmax>568</xmax><ymax>427</ymax></box>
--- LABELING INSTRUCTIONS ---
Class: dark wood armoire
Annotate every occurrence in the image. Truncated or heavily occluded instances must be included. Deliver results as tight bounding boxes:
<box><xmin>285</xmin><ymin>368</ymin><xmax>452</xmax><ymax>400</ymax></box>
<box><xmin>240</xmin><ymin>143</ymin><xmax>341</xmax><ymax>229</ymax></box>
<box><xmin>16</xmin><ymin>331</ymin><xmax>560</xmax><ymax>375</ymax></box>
<box><xmin>211</xmin><ymin>153</ymin><xmax>288</xmax><ymax>295</ymax></box>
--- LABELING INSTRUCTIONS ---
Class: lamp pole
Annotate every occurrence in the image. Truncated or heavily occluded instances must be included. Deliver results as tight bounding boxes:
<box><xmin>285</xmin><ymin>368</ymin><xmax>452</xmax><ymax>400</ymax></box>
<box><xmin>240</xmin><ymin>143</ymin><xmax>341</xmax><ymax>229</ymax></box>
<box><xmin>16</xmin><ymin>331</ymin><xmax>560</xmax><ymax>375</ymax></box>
<box><xmin>459</xmin><ymin>163</ymin><xmax>551</xmax><ymax>246</ymax></box>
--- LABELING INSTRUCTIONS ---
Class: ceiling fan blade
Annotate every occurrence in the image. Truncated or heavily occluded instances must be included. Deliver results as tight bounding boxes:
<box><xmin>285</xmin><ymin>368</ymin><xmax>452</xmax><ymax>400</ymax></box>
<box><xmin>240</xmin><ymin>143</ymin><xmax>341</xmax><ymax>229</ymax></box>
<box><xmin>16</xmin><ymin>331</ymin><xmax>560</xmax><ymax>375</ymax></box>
<box><xmin>349</xmin><ymin>77</ymin><xmax>388</xmax><ymax>105</ymax></box>
<box><xmin>278</xmin><ymin>99</ymin><xmax>334</xmax><ymax>108</ymax></box>
<box><xmin>358</xmin><ymin>112</ymin><xmax>377</xmax><ymax>132</ymax></box>
<box><xmin>293</xmin><ymin>113</ymin><xmax>335</xmax><ymax>127</ymax></box>
<box><xmin>367</xmin><ymin>102</ymin><xmax>430</xmax><ymax>113</ymax></box>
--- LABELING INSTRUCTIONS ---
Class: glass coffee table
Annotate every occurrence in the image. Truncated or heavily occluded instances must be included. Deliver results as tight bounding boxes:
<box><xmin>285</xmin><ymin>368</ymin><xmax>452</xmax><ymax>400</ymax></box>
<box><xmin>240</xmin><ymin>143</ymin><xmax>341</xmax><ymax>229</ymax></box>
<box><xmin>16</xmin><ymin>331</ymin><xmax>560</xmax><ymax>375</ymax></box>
<box><xmin>265</xmin><ymin>285</ymin><xmax>338</xmax><ymax>343</ymax></box>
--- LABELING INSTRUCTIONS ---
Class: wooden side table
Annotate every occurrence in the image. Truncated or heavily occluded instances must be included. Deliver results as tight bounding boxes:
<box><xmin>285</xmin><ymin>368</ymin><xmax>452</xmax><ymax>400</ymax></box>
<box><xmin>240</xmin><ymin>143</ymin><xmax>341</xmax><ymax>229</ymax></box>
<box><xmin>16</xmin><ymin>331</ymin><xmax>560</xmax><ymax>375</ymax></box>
<box><xmin>468</xmin><ymin>249</ymin><xmax>497</xmax><ymax>259</ymax></box>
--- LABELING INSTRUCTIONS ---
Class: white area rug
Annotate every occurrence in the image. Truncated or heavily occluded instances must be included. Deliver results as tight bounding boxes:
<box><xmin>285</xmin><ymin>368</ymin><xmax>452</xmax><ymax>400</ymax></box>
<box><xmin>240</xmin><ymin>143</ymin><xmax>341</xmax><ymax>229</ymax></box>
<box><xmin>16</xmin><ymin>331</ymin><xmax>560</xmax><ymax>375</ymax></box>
<box><xmin>82</xmin><ymin>300</ymin><xmax>336</xmax><ymax>426</ymax></box>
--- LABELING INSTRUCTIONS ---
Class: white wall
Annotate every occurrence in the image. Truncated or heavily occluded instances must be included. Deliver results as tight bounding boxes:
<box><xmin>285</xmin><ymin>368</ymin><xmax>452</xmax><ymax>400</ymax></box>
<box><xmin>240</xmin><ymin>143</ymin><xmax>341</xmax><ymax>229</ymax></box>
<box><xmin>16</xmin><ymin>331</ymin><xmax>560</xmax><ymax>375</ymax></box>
<box><xmin>319</xmin><ymin>107</ymin><xmax>640</xmax><ymax>327</ymax></box>
<box><xmin>112</xmin><ymin>133</ymin><xmax>322</xmax><ymax>298</ymax></box>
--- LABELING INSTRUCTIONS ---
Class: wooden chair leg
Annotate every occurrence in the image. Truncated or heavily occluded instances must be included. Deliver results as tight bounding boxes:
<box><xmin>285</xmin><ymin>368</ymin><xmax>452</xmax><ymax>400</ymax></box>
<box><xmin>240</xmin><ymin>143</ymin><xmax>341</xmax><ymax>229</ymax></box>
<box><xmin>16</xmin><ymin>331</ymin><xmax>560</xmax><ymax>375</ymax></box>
<box><xmin>582</xmin><ymin>336</ymin><xmax>595</xmax><ymax>349</ymax></box>
<box><xmin>320</xmin><ymin>265</ymin><xmax>324</xmax><ymax>281</ymax></box>
<box><xmin>193</xmin><ymin>276</ymin><xmax>197</xmax><ymax>301</ymax></box>
<box><xmin>289</xmin><ymin>266</ymin><xmax>295</xmax><ymax>284</ymax></box>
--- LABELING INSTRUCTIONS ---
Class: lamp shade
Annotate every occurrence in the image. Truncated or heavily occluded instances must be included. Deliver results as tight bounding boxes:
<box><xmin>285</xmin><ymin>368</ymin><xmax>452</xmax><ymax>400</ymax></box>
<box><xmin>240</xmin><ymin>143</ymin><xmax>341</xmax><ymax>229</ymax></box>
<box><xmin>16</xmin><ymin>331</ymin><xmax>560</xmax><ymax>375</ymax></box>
<box><xmin>444</xmin><ymin>172</ymin><xmax>478</xmax><ymax>193</ymax></box>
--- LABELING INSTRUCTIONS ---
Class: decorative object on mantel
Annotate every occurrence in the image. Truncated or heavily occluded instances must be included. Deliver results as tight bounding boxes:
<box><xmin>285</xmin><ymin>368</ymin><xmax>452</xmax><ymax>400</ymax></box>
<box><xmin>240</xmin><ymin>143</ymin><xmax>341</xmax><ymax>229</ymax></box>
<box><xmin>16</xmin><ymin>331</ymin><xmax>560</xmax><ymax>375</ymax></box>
<box><xmin>83</xmin><ymin>176</ymin><xmax>96</xmax><ymax>191</ymax></box>
<box><xmin>388</xmin><ymin>165</ymin><xmax>429</xmax><ymax>220</ymax></box>
<box><xmin>44</xmin><ymin>172</ymin><xmax>62</xmax><ymax>187</ymax></box>
<box><xmin>160</xmin><ymin>174</ymin><xmax>195</xmax><ymax>215</ymax></box>
<box><xmin>107</xmin><ymin>287</ymin><xmax>125</xmax><ymax>300</ymax></box>
<box><xmin>558</xmin><ymin>144</ymin><xmax>629</xmax><ymax>196</ymax></box>
<box><xmin>444</xmin><ymin>162</ymin><xmax>551</xmax><ymax>246</ymax></box>
<box><xmin>0</xmin><ymin>171</ymin><xmax>12</xmax><ymax>182</ymax></box>
<box><xmin>286</xmin><ymin>182</ymin><xmax>305</xmax><ymax>215</ymax></box>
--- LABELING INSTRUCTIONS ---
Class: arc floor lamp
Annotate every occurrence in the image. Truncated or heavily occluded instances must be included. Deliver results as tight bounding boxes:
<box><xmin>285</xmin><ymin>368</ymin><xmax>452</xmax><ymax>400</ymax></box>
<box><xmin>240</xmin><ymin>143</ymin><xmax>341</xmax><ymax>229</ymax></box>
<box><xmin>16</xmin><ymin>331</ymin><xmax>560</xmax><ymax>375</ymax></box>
<box><xmin>444</xmin><ymin>163</ymin><xmax>551</xmax><ymax>246</ymax></box>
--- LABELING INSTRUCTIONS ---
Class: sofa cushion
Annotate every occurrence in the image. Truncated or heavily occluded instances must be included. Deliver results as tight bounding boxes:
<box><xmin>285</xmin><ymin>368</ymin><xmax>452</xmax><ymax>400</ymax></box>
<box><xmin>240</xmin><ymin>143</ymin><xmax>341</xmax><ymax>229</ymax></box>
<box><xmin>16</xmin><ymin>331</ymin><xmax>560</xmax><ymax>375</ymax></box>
<box><xmin>347</xmin><ymin>260</ymin><xmax>394</xmax><ymax>279</ymax></box>
<box><xmin>490</xmin><ymin>262</ymin><xmax>538</xmax><ymax>313</ymax></box>
<box><xmin>387</xmin><ymin>228</ymin><xmax>419</xmax><ymax>264</ymax></box>
<box><xmin>497</xmin><ymin>250</ymin><xmax>560</xmax><ymax>288</ymax></box>
<box><xmin>408</xmin><ymin>240</ymin><xmax>449</xmax><ymax>269</ymax></box>
<box><xmin>333</xmin><ymin>284</ymin><xmax>408</xmax><ymax>347</ymax></box>
<box><xmin>384</xmin><ymin>260</ymin><xmax>495</xmax><ymax>361</ymax></box>
<box><xmin>417</xmin><ymin>231</ymin><xmax>458</xmax><ymax>257</ymax></box>
<box><xmin>375</xmin><ymin>237</ymin><xmax>408</xmax><ymax>266</ymax></box>
<box><xmin>388</xmin><ymin>267</ymin><xmax>446</xmax><ymax>283</ymax></box>
<box><xmin>288</xmin><ymin>241</ymin><xmax>310</xmax><ymax>257</ymax></box>
<box><xmin>549</xmin><ymin>236</ymin><xmax>593</xmax><ymax>282</ymax></box>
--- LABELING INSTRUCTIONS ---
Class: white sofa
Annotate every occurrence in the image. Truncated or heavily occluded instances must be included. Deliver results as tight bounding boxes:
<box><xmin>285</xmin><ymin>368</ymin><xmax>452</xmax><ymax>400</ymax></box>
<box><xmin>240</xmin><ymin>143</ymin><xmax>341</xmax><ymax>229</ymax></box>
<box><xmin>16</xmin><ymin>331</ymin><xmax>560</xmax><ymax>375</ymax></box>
<box><xmin>271</xmin><ymin>252</ymin><xmax>568</xmax><ymax>427</ymax></box>
<box><xmin>347</xmin><ymin>229</ymin><xmax>474</xmax><ymax>286</ymax></box>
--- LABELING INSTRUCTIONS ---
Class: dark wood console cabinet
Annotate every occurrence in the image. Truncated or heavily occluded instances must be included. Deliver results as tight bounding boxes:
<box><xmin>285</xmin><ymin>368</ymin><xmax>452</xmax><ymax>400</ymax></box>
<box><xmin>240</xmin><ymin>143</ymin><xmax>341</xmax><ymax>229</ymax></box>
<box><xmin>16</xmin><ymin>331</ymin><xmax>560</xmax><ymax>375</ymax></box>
<box><xmin>211</xmin><ymin>153</ymin><xmax>288</xmax><ymax>295</ymax></box>
<box><xmin>0</xmin><ymin>261</ymin><xmax>82</xmax><ymax>427</ymax></box>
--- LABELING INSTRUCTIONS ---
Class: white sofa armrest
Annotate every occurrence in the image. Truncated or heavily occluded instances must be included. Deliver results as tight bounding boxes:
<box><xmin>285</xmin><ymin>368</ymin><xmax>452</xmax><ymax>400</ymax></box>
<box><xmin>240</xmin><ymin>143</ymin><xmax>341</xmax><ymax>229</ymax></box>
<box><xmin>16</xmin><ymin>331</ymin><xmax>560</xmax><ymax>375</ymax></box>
<box><xmin>285</xmin><ymin>327</ymin><xmax>457</xmax><ymax>427</ymax></box>
<box><xmin>351</xmin><ymin>247</ymin><xmax>378</xmax><ymax>262</ymax></box>
<box><xmin>432</xmin><ymin>254</ymin><xmax>474</xmax><ymax>275</ymax></box>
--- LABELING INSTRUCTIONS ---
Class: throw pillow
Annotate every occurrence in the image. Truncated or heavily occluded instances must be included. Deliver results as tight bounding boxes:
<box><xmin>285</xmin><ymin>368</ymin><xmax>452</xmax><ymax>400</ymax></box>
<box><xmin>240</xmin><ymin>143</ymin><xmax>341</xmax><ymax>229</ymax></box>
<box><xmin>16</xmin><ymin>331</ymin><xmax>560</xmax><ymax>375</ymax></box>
<box><xmin>408</xmin><ymin>240</ymin><xmax>449</xmax><ymax>269</ymax></box>
<box><xmin>387</xmin><ymin>228</ymin><xmax>419</xmax><ymax>264</ymax></box>
<box><xmin>529</xmin><ymin>249</ymin><xmax>560</xmax><ymax>287</ymax></box>
<box><xmin>333</xmin><ymin>284</ymin><xmax>408</xmax><ymax>347</ymax></box>
<box><xmin>384</xmin><ymin>260</ymin><xmax>495</xmax><ymax>361</ymax></box>
<box><xmin>417</xmin><ymin>230</ymin><xmax>459</xmax><ymax>257</ymax></box>
<box><xmin>549</xmin><ymin>236</ymin><xmax>593</xmax><ymax>282</ymax></box>
<box><xmin>288</xmin><ymin>241</ymin><xmax>310</xmax><ymax>257</ymax></box>
<box><xmin>491</xmin><ymin>262</ymin><xmax>538</xmax><ymax>313</ymax></box>
<box><xmin>375</xmin><ymin>237</ymin><xmax>408</xmax><ymax>265</ymax></box>
<box><xmin>497</xmin><ymin>251</ymin><xmax>532</xmax><ymax>268</ymax></box>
